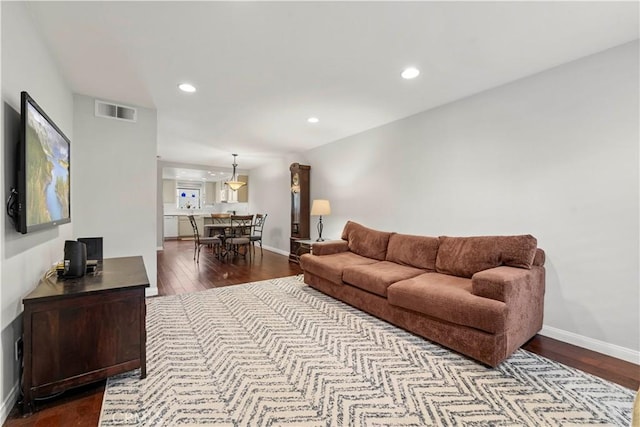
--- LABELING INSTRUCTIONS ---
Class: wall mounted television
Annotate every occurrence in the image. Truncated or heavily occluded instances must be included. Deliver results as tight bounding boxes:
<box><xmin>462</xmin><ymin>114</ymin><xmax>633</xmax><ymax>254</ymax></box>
<box><xmin>16</xmin><ymin>91</ymin><xmax>71</xmax><ymax>234</ymax></box>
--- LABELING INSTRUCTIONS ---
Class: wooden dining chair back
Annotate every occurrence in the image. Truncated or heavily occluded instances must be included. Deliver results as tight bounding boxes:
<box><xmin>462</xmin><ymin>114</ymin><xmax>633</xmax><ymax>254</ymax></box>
<box><xmin>209</xmin><ymin>213</ymin><xmax>232</xmax><ymax>238</ymax></box>
<box><xmin>250</xmin><ymin>213</ymin><xmax>267</xmax><ymax>255</ymax></box>
<box><xmin>188</xmin><ymin>215</ymin><xmax>222</xmax><ymax>263</ymax></box>
<box><xmin>226</xmin><ymin>215</ymin><xmax>254</xmax><ymax>258</ymax></box>
<box><xmin>211</xmin><ymin>213</ymin><xmax>231</xmax><ymax>224</ymax></box>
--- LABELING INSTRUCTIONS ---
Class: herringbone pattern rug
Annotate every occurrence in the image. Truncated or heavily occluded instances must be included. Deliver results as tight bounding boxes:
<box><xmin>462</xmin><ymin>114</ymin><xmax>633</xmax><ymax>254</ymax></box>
<box><xmin>99</xmin><ymin>276</ymin><xmax>634</xmax><ymax>426</ymax></box>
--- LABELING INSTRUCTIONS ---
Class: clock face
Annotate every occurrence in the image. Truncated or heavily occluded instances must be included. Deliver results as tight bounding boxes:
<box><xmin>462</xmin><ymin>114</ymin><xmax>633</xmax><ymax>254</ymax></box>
<box><xmin>292</xmin><ymin>173</ymin><xmax>299</xmax><ymax>185</ymax></box>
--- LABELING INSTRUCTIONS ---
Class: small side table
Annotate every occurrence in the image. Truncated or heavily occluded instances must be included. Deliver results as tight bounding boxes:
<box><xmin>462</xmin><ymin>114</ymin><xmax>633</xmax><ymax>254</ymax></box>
<box><xmin>294</xmin><ymin>239</ymin><xmax>316</xmax><ymax>262</ymax></box>
<box><xmin>290</xmin><ymin>239</ymin><xmax>340</xmax><ymax>263</ymax></box>
<box><xmin>292</xmin><ymin>239</ymin><xmax>342</xmax><ymax>263</ymax></box>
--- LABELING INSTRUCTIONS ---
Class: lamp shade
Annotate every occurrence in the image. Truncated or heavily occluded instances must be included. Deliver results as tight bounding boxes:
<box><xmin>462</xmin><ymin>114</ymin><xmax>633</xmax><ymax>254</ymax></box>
<box><xmin>225</xmin><ymin>153</ymin><xmax>246</xmax><ymax>191</ymax></box>
<box><xmin>311</xmin><ymin>199</ymin><xmax>331</xmax><ymax>216</ymax></box>
<box><xmin>226</xmin><ymin>181</ymin><xmax>245</xmax><ymax>191</ymax></box>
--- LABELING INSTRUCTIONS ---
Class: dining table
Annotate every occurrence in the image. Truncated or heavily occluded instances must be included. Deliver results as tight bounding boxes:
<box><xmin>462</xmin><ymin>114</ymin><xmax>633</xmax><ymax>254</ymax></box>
<box><xmin>204</xmin><ymin>222</ymin><xmax>231</xmax><ymax>238</ymax></box>
<box><xmin>203</xmin><ymin>222</ymin><xmax>231</xmax><ymax>259</ymax></box>
<box><xmin>203</xmin><ymin>221</ymin><xmax>252</xmax><ymax>259</ymax></box>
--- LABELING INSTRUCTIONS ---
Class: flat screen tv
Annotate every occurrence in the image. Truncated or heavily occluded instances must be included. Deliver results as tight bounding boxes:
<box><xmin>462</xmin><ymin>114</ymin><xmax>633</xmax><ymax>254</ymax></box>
<box><xmin>16</xmin><ymin>91</ymin><xmax>71</xmax><ymax>234</ymax></box>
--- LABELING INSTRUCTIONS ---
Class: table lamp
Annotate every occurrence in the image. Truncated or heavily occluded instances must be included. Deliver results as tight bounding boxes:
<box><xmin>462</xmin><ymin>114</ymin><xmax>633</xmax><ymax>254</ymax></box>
<box><xmin>311</xmin><ymin>199</ymin><xmax>331</xmax><ymax>241</ymax></box>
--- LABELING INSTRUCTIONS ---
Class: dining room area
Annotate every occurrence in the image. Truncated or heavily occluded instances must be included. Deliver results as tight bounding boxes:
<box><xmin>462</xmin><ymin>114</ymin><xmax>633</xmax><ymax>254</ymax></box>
<box><xmin>157</xmin><ymin>228</ymin><xmax>301</xmax><ymax>296</ymax></box>
<box><xmin>157</xmin><ymin>159</ymin><xmax>292</xmax><ymax>279</ymax></box>
<box><xmin>160</xmin><ymin>158</ymin><xmax>251</xmax><ymax>240</ymax></box>
<box><xmin>187</xmin><ymin>213</ymin><xmax>268</xmax><ymax>263</ymax></box>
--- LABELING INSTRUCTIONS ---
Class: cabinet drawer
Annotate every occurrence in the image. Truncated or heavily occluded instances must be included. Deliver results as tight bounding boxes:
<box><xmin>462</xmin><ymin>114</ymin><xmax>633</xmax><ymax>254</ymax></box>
<box><xmin>30</xmin><ymin>296</ymin><xmax>142</xmax><ymax>386</ymax></box>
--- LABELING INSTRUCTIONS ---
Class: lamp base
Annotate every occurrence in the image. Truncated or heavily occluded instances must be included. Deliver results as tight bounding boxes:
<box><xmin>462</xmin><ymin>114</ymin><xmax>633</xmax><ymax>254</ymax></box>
<box><xmin>316</xmin><ymin>216</ymin><xmax>325</xmax><ymax>242</ymax></box>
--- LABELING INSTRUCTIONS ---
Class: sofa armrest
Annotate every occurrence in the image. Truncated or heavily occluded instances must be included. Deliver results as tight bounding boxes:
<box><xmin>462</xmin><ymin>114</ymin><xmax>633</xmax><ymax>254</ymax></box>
<box><xmin>312</xmin><ymin>240</ymin><xmax>349</xmax><ymax>256</ymax></box>
<box><xmin>472</xmin><ymin>266</ymin><xmax>537</xmax><ymax>303</ymax></box>
<box><xmin>472</xmin><ymin>265</ymin><xmax>546</xmax><ymax>347</ymax></box>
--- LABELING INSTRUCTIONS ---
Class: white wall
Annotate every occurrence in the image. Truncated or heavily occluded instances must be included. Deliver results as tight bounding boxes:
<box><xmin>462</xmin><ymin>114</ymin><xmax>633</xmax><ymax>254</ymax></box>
<box><xmin>314</xmin><ymin>41</ymin><xmax>639</xmax><ymax>360</ymax></box>
<box><xmin>255</xmin><ymin>42</ymin><xmax>640</xmax><ymax>361</ymax></box>
<box><xmin>73</xmin><ymin>94</ymin><xmax>157</xmax><ymax>294</ymax></box>
<box><xmin>0</xmin><ymin>11</ymin><xmax>636</xmax><ymax>425</ymax></box>
<box><xmin>0</xmin><ymin>2</ymin><xmax>75</xmax><ymax>420</ymax></box>
<box><xmin>249</xmin><ymin>154</ymin><xmax>308</xmax><ymax>256</ymax></box>
<box><xmin>156</xmin><ymin>163</ymin><xmax>163</xmax><ymax>248</ymax></box>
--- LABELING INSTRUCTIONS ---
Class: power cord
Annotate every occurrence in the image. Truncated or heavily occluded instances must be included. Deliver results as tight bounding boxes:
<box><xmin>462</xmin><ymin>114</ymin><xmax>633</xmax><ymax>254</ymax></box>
<box><xmin>6</xmin><ymin>188</ymin><xmax>19</xmax><ymax>227</ymax></box>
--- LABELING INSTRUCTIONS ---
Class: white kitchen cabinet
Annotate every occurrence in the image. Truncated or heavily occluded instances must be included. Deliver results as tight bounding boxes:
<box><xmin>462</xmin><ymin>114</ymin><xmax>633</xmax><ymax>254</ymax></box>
<box><xmin>178</xmin><ymin>215</ymin><xmax>204</xmax><ymax>237</ymax></box>
<box><xmin>237</xmin><ymin>175</ymin><xmax>248</xmax><ymax>203</ymax></box>
<box><xmin>178</xmin><ymin>216</ymin><xmax>192</xmax><ymax>237</ymax></box>
<box><xmin>163</xmin><ymin>180</ymin><xmax>176</xmax><ymax>204</ymax></box>
<box><xmin>215</xmin><ymin>182</ymin><xmax>229</xmax><ymax>203</ymax></box>
<box><xmin>216</xmin><ymin>177</ymin><xmax>248</xmax><ymax>203</ymax></box>
<box><xmin>163</xmin><ymin>215</ymin><xmax>178</xmax><ymax>238</ymax></box>
<box><xmin>227</xmin><ymin>187</ymin><xmax>238</xmax><ymax>203</ymax></box>
<box><xmin>196</xmin><ymin>216</ymin><xmax>204</xmax><ymax>235</ymax></box>
<box><xmin>205</xmin><ymin>182</ymin><xmax>216</xmax><ymax>205</ymax></box>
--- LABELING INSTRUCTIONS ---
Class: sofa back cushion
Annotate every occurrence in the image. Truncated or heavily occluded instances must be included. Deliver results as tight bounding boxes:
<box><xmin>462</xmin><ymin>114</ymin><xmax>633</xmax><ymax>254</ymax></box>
<box><xmin>341</xmin><ymin>221</ymin><xmax>392</xmax><ymax>261</ymax></box>
<box><xmin>435</xmin><ymin>235</ymin><xmax>538</xmax><ymax>278</ymax></box>
<box><xmin>386</xmin><ymin>234</ymin><xmax>439</xmax><ymax>270</ymax></box>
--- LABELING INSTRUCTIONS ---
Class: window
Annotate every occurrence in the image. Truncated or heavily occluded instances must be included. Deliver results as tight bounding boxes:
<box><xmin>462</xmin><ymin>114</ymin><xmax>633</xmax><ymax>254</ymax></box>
<box><xmin>177</xmin><ymin>188</ymin><xmax>201</xmax><ymax>209</ymax></box>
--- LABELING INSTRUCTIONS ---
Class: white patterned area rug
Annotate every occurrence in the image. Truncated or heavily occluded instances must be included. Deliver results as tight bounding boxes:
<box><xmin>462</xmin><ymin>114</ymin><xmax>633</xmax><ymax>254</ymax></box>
<box><xmin>99</xmin><ymin>276</ymin><xmax>634</xmax><ymax>426</ymax></box>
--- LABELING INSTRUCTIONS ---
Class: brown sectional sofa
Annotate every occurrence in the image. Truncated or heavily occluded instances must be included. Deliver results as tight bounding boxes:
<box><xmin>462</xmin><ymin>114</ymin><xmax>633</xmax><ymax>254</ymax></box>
<box><xmin>300</xmin><ymin>221</ymin><xmax>546</xmax><ymax>367</ymax></box>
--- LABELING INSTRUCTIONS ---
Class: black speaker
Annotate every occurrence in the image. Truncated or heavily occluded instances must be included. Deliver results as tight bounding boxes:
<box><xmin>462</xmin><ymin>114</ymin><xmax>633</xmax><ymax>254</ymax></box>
<box><xmin>78</xmin><ymin>237</ymin><xmax>103</xmax><ymax>262</ymax></box>
<box><xmin>63</xmin><ymin>240</ymin><xmax>87</xmax><ymax>278</ymax></box>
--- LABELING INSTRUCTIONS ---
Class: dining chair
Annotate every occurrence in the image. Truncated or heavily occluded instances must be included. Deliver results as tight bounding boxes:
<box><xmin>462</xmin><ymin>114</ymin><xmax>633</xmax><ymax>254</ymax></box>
<box><xmin>226</xmin><ymin>215</ymin><xmax>254</xmax><ymax>259</ymax></box>
<box><xmin>211</xmin><ymin>213</ymin><xmax>231</xmax><ymax>223</ymax></box>
<box><xmin>188</xmin><ymin>215</ymin><xmax>222</xmax><ymax>263</ymax></box>
<box><xmin>250</xmin><ymin>213</ymin><xmax>267</xmax><ymax>255</ymax></box>
<box><xmin>209</xmin><ymin>213</ymin><xmax>232</xmax><ymax>237</ymax></box>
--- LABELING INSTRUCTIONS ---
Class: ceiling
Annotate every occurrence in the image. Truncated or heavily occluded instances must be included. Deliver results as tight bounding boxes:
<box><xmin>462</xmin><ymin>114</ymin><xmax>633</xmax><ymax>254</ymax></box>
<box><xmin>162</xmin><ymin>166</ymin><xmax>231</xmax><ymax>183</ymax></box>
<box><xmin>24</xmin><ymin>2</ymin><xmax>639</xmax><ymax>173</ymax></box>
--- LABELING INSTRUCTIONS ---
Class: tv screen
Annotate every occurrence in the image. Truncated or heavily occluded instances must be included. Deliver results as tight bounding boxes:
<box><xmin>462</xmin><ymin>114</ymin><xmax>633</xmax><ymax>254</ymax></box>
<box><xmin>17</xmin><ymin>91</ymin><xmax>71</xmax><ymax>234</ymax></box>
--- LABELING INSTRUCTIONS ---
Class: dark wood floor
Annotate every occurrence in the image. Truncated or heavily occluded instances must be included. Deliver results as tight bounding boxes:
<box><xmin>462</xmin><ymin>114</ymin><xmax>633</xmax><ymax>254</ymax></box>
<box><xmin>5</xmin><ymin>239</ymin><xmax>639</xmax><ymax>426</ymax></box>
<box><xmin>157</xmin><ymin>239</ymin><xmax>302</xmax><ymax>295</ymax></box>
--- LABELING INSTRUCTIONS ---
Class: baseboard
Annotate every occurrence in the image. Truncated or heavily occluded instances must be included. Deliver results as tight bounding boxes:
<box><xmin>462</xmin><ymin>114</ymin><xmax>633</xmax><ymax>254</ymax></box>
<box><xmin>540</xmin><ymin>325</ymin><xmax>639</xmax><ymax>364</ymax></box>
<box><xmin>145</xmin><ymin>287</ymin><xmax>159</xmax><ymax>297</ymax></box>
<box><xmin>1</xmin><ymin>382</ymin><xmax>19</xmax><ymax>425</ymax></box>
<box><xmin>262</xmin><ymin>245</ymin><xmax>289</xmax><ymax>257</ymax></box>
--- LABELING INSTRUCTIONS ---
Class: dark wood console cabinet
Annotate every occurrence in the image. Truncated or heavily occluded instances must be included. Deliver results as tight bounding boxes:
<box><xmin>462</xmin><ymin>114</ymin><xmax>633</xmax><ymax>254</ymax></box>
<box><xmin>21</xmin><ymin>256</ymin><xmax>149</xmax><ymax>413</ymax></box>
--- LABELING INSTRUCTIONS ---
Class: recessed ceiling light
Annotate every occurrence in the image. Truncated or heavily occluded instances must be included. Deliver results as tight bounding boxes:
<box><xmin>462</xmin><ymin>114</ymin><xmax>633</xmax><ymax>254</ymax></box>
<box><xmin>178</xmin><ymin>83</ymin><xmax>196</xmax><ymax>93</ymax></box>
<box><xmin>401</xmin><ymin>67</ymin><xmax>420</xmax><ymax>80</ymax></box>
<box><xmin>307</xmin><ymin>117</ymin><xmax>319</xmax><ymax>124</ymax></box>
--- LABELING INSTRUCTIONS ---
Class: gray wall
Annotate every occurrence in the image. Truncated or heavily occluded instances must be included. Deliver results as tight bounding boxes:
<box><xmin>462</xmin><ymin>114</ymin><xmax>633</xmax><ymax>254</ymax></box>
<box><xmin>73</xmin><ymin>94</ymin><xmax>158</xmax><ymax>292</ymax></box>
<box><xmin>251</xmin><ymin>41</ymin><xmax>639</xmax><ymax>361</ymax></box>
<box><xmin>1</xmin><ymin>2</ymin><xmax>75</xmax><ymax>419</ymax></box>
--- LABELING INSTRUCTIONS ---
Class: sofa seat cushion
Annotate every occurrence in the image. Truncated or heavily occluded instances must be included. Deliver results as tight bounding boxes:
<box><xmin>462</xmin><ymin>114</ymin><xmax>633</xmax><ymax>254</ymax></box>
<box><xmin>343</xmin><ymin>261</ymin><xmax>426</xmax><ymax>297</ymax></box>
<box><xmin>387</xmin><ymin>273</ymin><xmax>506</xmax><ymax>334</ymax></box>
<box><xmin>300</xmin><ymin>251</ymin><xmax>378</xmax><ymax>285</ymax></box>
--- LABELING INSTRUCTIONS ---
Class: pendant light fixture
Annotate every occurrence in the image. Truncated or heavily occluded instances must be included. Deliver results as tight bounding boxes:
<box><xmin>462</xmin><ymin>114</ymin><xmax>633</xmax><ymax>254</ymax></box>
<box><xmin>225</xmin><ymin>154</ymin><xmax>246</xmax><ymax>191</ymax></box>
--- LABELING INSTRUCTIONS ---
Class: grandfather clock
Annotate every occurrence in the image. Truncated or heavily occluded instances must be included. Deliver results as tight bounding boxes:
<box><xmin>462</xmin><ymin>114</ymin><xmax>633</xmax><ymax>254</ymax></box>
<box><xmin>289</xmin><ymin>163</ymin><xmax>311</xmax><ymax>263</ymax></box>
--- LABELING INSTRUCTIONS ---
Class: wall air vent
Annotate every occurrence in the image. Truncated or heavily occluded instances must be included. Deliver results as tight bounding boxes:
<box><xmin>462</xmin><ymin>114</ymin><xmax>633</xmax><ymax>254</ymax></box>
<box><xmin>95</xmin><ymin>100</ymin><xmax>137</xmax><ymax>122</ymax></box>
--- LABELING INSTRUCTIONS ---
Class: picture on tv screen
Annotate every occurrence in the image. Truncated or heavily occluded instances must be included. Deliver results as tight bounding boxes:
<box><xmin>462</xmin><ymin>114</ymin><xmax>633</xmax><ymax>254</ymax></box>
<box><xmin>22</xmin><ymin>93</ymin><xmax>70</xmax><ymax>232</ymax></box>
